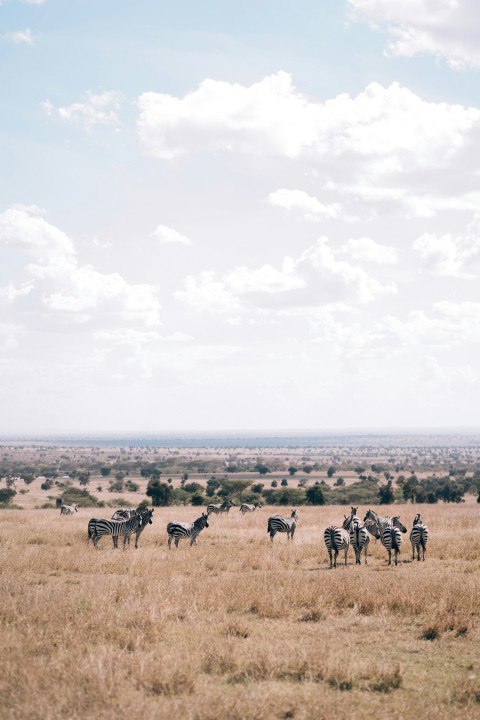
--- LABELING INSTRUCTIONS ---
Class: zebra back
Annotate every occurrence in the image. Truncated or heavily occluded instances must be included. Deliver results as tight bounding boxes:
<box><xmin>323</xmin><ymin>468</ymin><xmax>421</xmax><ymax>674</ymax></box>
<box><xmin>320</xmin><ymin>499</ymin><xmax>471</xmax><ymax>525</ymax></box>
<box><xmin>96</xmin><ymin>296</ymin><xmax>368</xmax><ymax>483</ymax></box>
<box><xmin>89</xmin><ymin>514</ymin><xmax>143</xmax><ymax>548</ymax></box>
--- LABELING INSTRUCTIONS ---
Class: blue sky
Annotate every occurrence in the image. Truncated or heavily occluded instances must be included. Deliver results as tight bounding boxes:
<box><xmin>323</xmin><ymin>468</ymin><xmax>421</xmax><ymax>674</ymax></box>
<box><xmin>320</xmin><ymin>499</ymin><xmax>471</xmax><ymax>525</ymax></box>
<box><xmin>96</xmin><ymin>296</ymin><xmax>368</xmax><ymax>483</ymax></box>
<box><xmin>1</xmin><ymin>0</ymin><xmax>480</xmax><ymax>433</ymax></box>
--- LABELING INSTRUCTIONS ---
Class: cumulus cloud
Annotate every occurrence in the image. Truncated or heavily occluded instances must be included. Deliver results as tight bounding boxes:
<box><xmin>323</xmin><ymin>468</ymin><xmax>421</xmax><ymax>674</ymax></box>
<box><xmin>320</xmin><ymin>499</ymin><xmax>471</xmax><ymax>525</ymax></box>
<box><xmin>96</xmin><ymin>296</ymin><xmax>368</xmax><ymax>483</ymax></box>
<box><xmin>137</xmin><ymin>73</ymin><xmax>480</xmax><ymax>168</ymax></box>
<box><xmin>348</xmin><ymin>0</ymin><xmax>480</xmax><ymax>70</ymax></box>
<box><xmin>42</xmin><ymin>91</ymin><xmax>122</xmax><ymax>130</ymax></box>
<box><xmin>0</xmin><ymin>207</ymin><xmax>161</xmax><ymax>326</ymax></box>
<box><xmin>268</xmin><ymin>189</ymin><xmax>341</xmax><ymax>221</ymax></box>
<box><xmin>150</xmin><ymin>224</ymin><xmax>192</xmax><ymax>245</ymax></box>
<box><xmin>138</xmin><ymin>73</ymin><xmax>480</xmax><ymax>220</ymax></box>
<box><xmin>176</xmin><ymin>236</ymin><xmax>396</xmax><ymax>314</ymax></box>
<box><xmin>413</xmin><ymin>213</ymin><xmax>480</xmax><ymax>276</ymax></box>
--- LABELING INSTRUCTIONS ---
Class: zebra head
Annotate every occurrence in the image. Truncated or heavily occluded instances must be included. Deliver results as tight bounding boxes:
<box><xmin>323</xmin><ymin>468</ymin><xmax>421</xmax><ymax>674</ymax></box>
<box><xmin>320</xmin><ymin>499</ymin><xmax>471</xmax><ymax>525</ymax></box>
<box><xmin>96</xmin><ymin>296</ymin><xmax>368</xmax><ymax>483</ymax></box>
<box><xmin>291</xmin><ymin>509</ymin><xmax>298</xmax><ymax>521</ymax></box>
<box><xmin>141</xmin><ymin>508</ymin><xmax>154</xmax><ymax>525</ymax></box>
<box><xmin>413</xmin><ymin>513</ymin><xmax>422</xmax><ymax>526</ymax></box>
<box><xmin>363</xmin><ymin>509</ymin><xmax>377</xmax><ymax>524</ymax></box>
<box><xmin>392</xmin><ymin>516</ymin><xmax>407</xmax><ymax>533</ymax></box>
<box><xmin>197</xmin><ymin>512</ymin><xmax>209</xmax><ymax>529</ymax></box>
<box><xmin>350</xmin><ymin>506</ymin><xmax>358</xmax><ymax>518</ymax></box>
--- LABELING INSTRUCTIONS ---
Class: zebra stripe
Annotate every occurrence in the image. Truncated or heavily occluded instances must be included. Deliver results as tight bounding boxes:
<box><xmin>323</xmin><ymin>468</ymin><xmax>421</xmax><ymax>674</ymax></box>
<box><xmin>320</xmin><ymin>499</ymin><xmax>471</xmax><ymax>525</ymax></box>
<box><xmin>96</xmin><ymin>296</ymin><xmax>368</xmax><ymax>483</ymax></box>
<box><xmin>207</xmin><ymin>500</ymin><xmax>236</xmax><ymax>515</ymax></box>
<box><xmin>324</xmin><ymin>525</ymin><xmax>350</xmax><ymax>568</ymax></box>
<box><xmin>167</xmin><ymin>513</ymin><xmax>209</xmax><ymax>548</ymax></box>
<box><xmin>88</xmin><ymin>514</ymin><xmax>143</xmax><ymax>549</ymax></box>
<box><xmin>349</xmin><ymin>521</ymin><xmax>370</xmax><ymax>565</ymax></box>
<box><xmin>267</xmin><ymin>509</ymin><xmax>298</xmax><ymax>542</ymax></box>
<box><xmin>60</xmin><ymin>504</ymin><xmax>78</xmax><ymax>515</ymax></box>
<box><xmin>111</xmin><ymin>507</ymin><xmax>144</xmax><ymax>521</ymax></box>
<box><xmin>239</xmin><ymin>502</ymin><xmax>262</xmax><ymax>513</ymax></box>
<box><xmin>381</xmin><ymin>516</ymin><xmax>407</xmax><ymax>566</ymax></box>
<box><xmin>410</xmin><ymin>515</ymin><xmax>429</xmax><ymax>561</ymax></box>
<box><xmin>123</xmin><ymin>508</ymin><xmax>154</xmax><ymax>548</ymax></box>
<box><xmin>364</xmin><ymin>509</ymin><xmax>391</xmax><ymax>532</ymax></box>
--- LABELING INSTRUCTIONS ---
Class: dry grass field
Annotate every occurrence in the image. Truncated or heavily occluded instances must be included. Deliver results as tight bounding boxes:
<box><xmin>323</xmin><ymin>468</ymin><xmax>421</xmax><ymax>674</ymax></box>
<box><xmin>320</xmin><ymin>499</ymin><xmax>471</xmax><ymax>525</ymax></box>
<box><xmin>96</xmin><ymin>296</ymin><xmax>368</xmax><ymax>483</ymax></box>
<box><xmin>1</xmin><ymin>501</ymin><xmax>479</xmax><ymax>720</ymax></box>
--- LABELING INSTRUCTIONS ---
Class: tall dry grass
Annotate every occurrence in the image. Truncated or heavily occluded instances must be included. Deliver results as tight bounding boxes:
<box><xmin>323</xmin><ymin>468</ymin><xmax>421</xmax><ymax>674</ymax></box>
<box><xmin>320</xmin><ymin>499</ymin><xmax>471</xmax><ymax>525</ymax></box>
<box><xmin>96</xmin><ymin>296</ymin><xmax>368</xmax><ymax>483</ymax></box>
<box><xmin>0</xmin><ymin>502</ymin><xmax>479</xmax><ymax>720</ymax></box>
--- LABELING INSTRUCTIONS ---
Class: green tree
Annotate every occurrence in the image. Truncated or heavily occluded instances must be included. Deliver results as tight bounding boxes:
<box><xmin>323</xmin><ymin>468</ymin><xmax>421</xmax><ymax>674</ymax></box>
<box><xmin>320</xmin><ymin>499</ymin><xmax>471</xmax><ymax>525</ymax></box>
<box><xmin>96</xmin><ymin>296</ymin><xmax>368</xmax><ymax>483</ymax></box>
<box><xmin>327</xmin><ymin>467</ymin><xmax>337</xmax><ymax>478</ymax></box>
<box><xmin>255</xmin><ymin>464</ymin><xmax>270</xmax><ymax>475</ymax></box>
<box><xmin>78</xmin><ymin>471</ymin><xmax>91</xmax><ymax>486</ymax></box>
<box><xmin>100</xmin><ymin>467</ymin><xmax>111</xmax><ymax>477</ymax></box>
<box><xmin>288</xmin><ymin>466</ymin><xmax>297</xmax><ymax>476</ymax></box>
<box><xmin>378</xmin><ymin>480</ymin><xmax>394</xmax><ymax>505</ymax></box>
<box><xmin>146</xmin><ymin>480</ymin><xmax>173</xmax><ymax>506</ymax></box>
<box><xmin>191</xmin><ymin>494</ymin><xmax>204</xmax><ymax>506</ymax></box>
<box><xmin>0</xmin><ymin>488</ymin><xmax>16</xmax><ymax>504</ymax></box>
<box><xmin>306</xmin><ymin>484</ymin><xmax>325</xmax><ymax>505</ymax></box>
<box><xmin>281</xmin><ymin>478</ymin><xmax>288</xmax><ymax>487</ymax></box>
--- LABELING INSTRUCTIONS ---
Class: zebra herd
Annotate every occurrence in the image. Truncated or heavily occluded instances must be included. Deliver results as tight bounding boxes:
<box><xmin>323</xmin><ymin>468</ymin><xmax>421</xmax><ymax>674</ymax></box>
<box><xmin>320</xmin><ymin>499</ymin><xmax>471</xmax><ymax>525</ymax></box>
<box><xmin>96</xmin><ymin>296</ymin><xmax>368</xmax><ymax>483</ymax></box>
<box><xmin>72</xmin><ymin>499</ymin><xmax>429</xmax><ymax>565</ymax></box>
<box><xmin>323</xmin><ymin>507</ymin><xmax>429</xmax><ymax>568</ymax></box>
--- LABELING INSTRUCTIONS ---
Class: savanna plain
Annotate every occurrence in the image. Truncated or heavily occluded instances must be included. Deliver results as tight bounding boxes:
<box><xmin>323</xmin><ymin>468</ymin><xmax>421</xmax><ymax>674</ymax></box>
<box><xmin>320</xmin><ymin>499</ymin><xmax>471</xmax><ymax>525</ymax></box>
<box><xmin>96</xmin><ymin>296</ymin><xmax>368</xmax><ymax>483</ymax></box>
<box><xmin>1</xmin><ymin>500</ymin><xmax>479</xmax><ymax>720</ymax></box>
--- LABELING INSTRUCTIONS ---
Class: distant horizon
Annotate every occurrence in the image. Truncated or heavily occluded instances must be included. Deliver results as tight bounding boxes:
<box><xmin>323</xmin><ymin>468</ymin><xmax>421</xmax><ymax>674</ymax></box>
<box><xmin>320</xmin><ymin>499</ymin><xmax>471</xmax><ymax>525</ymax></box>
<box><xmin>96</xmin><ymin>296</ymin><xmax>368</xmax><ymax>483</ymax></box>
<box><xmin>2</xmin><ymin>427</ymin><xmax>480</xmax><ymax>448</ymax></box>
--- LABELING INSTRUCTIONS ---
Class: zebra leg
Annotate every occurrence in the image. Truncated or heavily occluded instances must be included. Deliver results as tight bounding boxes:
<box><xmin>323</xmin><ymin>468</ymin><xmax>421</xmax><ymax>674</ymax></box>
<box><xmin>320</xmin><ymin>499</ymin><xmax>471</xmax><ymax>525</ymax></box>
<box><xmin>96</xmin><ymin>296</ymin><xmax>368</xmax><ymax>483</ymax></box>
<box><xmin>387</xmin><ymin>548</ymin><xmax>392</xmax><ymax>565</ymax></box>
<box><xmin>112</xmin><ymin>535</ymin><xmax>118</xmax><ymax>549</ymax></box>
<box><xmin>269</xmin><ymin>530</ymin><xmax>276</xmax><ymax>542</ymax></box>
<box><xmin>344</xmin><ymin>547</ymin><xmax>348</xmax><ymax>567</ymax></box>
<box><xmin>333</xmin><ymin>548</ymin><xmax>339</xmax><ymax>569</ymax></box>
<box><xmin>174</xmin><ymin>536</ymin><xmax>180</xmax><ymax>548</ymax></box>
<box><xmin>190</xmin><ymin>534</ymin><xmax>197</xmax><ymax>546</ymax></box>
<box><xmin>167</xmin><ymin>534</ymin><xmax>172</xmax><ymax>549</ymax></box>
<box><xmin>411</xmin><ymin>541</ymin><xmax>415</xmax><ymax>561</ymax></box>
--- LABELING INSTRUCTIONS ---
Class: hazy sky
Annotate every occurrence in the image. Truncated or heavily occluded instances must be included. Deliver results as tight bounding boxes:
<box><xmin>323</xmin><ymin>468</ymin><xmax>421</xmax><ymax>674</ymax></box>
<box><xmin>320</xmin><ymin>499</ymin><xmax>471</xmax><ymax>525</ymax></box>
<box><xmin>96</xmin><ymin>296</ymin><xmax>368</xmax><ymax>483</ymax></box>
<box><xmin>1</xmin><ymin>0</ymin><xmax>480</xmax><ymax>433</ymax></box>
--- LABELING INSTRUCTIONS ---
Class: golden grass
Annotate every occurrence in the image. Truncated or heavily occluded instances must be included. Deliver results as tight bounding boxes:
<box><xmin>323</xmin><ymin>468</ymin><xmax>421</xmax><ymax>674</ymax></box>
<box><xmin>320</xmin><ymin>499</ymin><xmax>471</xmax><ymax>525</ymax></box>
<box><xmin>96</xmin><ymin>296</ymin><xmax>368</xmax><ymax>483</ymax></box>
<box><xmin>0</xmin><ymin>502</ymin><xmax>479</xmax><ymax>719</ymax></box>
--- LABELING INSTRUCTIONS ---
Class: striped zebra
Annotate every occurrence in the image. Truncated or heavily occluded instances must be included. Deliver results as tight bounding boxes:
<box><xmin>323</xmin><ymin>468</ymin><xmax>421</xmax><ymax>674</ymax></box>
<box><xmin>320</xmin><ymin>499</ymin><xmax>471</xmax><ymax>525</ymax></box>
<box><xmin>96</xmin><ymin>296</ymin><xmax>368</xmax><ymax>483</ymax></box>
<box><xmin>381</xmin><ymin>516</ymin><xmax>407</xmax><ymax>566</ymax></box>
<box><xmin>88</xmin><ymin>512</ymin><xmax>145</xmax><ymax>549</ymax></box>
<box><xmin>239</xmin><ymin>502</ymin><xmax>262</xmax><ymax>513</ymax></box>
<box><xmin>323</xmin><ymin>517</ymin><xmax>351</xmax><ymax>568</ymax></box>
<box><xmin>410</xmin><ymin>514</ymin><xmax>429</xmax><ymax>561</ymax></box>
<box><xmin>349</xmin><ymin>519</ymin><xmax>370</xmax><ymax>565</ymax></box>
<box><xmin>123</xmin><ymin>508</ymin><xmax>154</xmax><ymax>548</ymax></box>
<box><xmin>167</xmin><ymin>512</ymin><xmax>209</xmax><ymax>548</ymax></box>
<box><xmin>267</xmin><ymin>509</ymin><xmax>298</xmax><ymax>542</ymax></box>
<box><xmin>364</xmin><ymin>509</ymin><xmax>391</xmax><ymax>531</ymax></box>
<box><xmin>111</xmin><ymin>507</ymin><xmax>145</xmax><ymax>521</ymax></box>
<box><xmin>60</xmin><ymin>504</ymin><xmax>78</xmax><ymax>515</ymax></box>
<box><xmin>207</xmin><ymin>500</ymin><xmax>236</xmax><ymax>515</ymax></box>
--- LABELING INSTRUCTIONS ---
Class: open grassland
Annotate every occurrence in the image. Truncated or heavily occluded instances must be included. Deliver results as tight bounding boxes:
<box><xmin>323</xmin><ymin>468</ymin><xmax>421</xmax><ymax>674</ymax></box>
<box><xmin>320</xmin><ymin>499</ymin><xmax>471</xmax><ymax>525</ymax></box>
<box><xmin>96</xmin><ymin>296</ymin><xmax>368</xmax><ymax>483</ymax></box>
<box><xmin>1</xmin><ymin>503</ymin><xmax>479</xmax><ymax>720</ymax></box>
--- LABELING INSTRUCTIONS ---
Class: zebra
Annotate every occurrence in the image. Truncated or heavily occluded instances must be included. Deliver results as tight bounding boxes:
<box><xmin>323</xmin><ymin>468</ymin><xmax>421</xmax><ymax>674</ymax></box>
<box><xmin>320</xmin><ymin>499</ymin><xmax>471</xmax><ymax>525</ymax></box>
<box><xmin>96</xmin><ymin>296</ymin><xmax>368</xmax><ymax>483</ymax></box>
<box><xmin>167</xmin><ymin>512</ymin><xmax>209</xmax><ymax>548</ymax></box>
<box><xmin>60</xmin><ymin>504</ymin><xmax>78</xmax><ymax>515</ymax></box>
<box><xmin>239</xmin><ymin>502</ymin><xmax>262</xmax><ymax>513</ymax></box>
<box><xmin>410</xmin><ymin>514</ymin><xmax>429</xmax><ymax>561</ymax></box>
<box><xmin>111</xmin><ymin>507</ymin><xmax>144</xmax><ymax>521</ymax></box>
<box><xmin>364</xmin><ymin>509</ymin><xmax>391</xmax><ymax>532</ymax></box>
<box><xmin>123</xmin><ymin>508</ymin><xmax>154</xmax><ymax>548</ymax></box>
<box><xmin>88</xmin><ymin>513</ymin><xmax>145</xmax><ymax>549</ymax></box>
<box><xmin>267</xmin><ymin>509</ymin><xmax>298</xmax><ymax>542</ymax></box>
<box><xmin>349</xmin><ymin>519</ymin><xmax>370</xmax><ymax>565</ymax></box>
<box><xmin>323</xmin><ymin>517</ymin><xmax>351</xmax><ymax>568</ymax></box>
<box><xmin>381</xmin><ymin>516</ymin><xmax>407</xmax><ymax>566</ymax></box>
<box><xmin>207</xmin><ymin>500</ymin><xmax>236</xmax><ymax>515</ymax></box>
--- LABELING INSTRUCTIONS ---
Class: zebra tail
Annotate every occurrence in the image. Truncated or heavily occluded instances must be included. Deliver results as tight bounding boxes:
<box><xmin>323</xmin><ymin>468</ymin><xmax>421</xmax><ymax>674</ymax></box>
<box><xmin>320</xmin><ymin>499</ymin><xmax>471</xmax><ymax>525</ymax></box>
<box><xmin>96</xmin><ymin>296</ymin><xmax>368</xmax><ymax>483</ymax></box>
<box><xmin>267</xmin><ymin>518</ymin><xmax>273</xmax><ymax>533</ymax></box>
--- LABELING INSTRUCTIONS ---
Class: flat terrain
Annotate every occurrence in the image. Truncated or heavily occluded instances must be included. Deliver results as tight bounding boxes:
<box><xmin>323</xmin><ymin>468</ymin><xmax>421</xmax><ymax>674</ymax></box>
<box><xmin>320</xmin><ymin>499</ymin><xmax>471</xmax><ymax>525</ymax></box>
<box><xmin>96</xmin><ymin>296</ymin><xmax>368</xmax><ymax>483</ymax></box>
<box><xmin>1</xmin><ymin>501</ymin><xmax>479</xmax><ymax>720</ymax></box>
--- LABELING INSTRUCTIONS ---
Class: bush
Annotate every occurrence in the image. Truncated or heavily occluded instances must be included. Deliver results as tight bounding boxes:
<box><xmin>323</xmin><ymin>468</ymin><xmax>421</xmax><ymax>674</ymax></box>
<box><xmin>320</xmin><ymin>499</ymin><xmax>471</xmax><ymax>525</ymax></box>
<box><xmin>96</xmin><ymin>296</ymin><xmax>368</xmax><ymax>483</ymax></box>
<box><xmin>306</xmin><ymin>485</ymin><xmax>325</xmax><ymax>505</ymax></box>
<box><xmin>191</xmin><ymin>494</ymin><xmax>204</xmax><ymax>506</ymax></box>
<box><xmin>0</xmin><ymin>488</ymin><xmax>16</xmax><ymax>504</ymax></box>
<box><xmin>147</xmin><ymin>480</ymin><xmax>173</xmax><ymax>506</ymax></box>
<box><xmin>60</xmin><ymin>488</ymin><xmax>100</xmax><ymax>508</ymax></box>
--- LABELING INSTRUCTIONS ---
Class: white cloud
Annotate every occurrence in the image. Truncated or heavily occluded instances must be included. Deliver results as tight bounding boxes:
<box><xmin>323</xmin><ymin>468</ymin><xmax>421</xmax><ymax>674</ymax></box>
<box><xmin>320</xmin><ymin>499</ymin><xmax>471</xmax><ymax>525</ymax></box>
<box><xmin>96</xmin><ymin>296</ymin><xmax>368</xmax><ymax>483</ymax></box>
<box><xmin>0</xmin><ymin>207</ymin><xmax>161</xmax><ymax>326</ymax></box>
<box><xmin>137</xmin><ymin>73</ymin><xmax>480</xmax><ymax>169</ymax></box>
<box><xmin>42</xmin><ymin>91</ymin><xmax>122</xmax><ymax>130</ymax></box>
<box><xmin>339</xmin><ymin>237</ymin><xmax>398</xmax><ymax>265</ymax></box>
<box><xmin>6</xmin><ymin>28</ymin><xmax>34</xmax><ymax>45</ymax></box>
<box><xmin>348</xmin><ymin>0</ymin><xmax>480</xmax><ymax>70</ymax></box>
<box><xmin>413</xmin><ymin>213</ymin><xmax>480</xmax><ymax>276</ymax></box>
<box><xmin>268</xmin><ymin>188</ymin><xmax>341</xmax><ymax>221</ymax></box>
<box><xmin>176</xmin><ymin>236</ymin><xmax>396</xmax><ymax>314</ymax></box>
<box><xmin>150</xmin><ymin>224</ymin><xmax>192</xmax><ymax>245</ymax></box>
